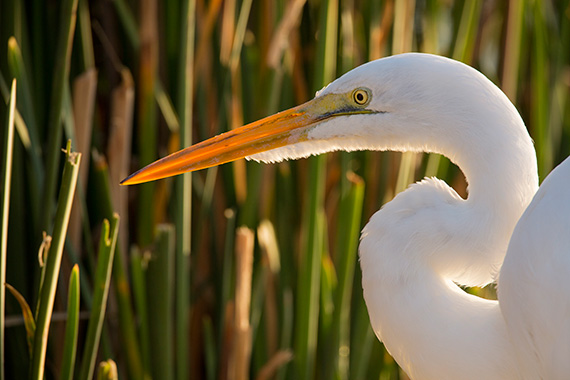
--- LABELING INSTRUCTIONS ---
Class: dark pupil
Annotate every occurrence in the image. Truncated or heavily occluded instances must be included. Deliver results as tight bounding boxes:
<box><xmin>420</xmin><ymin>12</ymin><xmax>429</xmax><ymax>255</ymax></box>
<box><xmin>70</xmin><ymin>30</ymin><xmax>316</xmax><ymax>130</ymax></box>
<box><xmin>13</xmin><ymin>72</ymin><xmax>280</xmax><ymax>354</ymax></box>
<box><xmin>356</xmin><ymin>92</ymin><xmax>364</xmax><ymax>102</ymax></box>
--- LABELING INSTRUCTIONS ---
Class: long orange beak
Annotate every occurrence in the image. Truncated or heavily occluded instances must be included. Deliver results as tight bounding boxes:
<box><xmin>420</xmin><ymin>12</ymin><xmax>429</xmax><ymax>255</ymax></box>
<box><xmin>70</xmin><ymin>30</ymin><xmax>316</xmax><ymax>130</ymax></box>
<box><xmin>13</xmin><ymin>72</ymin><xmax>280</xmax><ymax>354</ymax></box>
<box><xmin>121</xmin><ymin>92</ymin><xmax>373</xmax><ymax>185</ymax></box>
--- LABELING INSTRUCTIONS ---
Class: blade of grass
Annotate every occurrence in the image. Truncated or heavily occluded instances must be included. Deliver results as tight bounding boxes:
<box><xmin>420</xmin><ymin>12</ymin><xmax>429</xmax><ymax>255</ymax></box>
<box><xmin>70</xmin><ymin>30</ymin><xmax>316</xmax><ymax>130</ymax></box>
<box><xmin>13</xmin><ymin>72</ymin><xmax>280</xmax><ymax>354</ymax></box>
<box><xmin>0</xmin><ymin>72</ymin><xmax>30</xmax><ymax>151</ymax></box>
<box><xmin>91</xmin><ymin>151</ymin><xmax>145</xmax><ymax>379</ymax></box>
<box><xmin>137</xmin><ymin>0</ymin><xmax>159</xmax><ymax>247</ymax></box>
<box><xmin>130</xmin><ymin>248</ymin><xmax>151</xmax><ymax>377</ymax></box>
<box><xmin>64</xmin><ymin>196</ymin><xmax>95</xmax><ymax>309</ymax></box>
<box><xmin>77</xmin><ymin>0</ymin><xmax>95</xmax><ymax>69</ymax></box>
<box><xmin>164</xmin><ymin>0</ymin><xmax>180</xmax><ymax>80</ymax></box>
<box><xmin>40</xmin><ymin>0</ymin><xmax>79</xmax><ymax>235</ymax></box>
<box><xmin>68</xmin><ymin>68</ymin><xmax>97</xmax><ymax>253</ymax></box>
<box><xmin>156</xmin><ymin>81</ymin><xmax>180</xmax><ymax>133</ymax></box>
<box><xmin>112</xmin><ymin>0</ymin><xmax>140</xmax><ymax>49</ymax></box>
<box><xmin>175</xmin><ymin>1</ymin><xmax>195</xmax><ymax>378</ymax></box>
<box><xmin>203</xmin><ymin>316</ymin><xmax>216</xmax><ymax>380</ymax></box>
<box><xmin>296</xmin><ymin>160</ymin><xmax>327</xmax><ymax>378</ymax></box>
<box><xmin>314</xmin><ymin>0</ymin><xmax>339</xmax><ymax>88</ymax></box>
<box><xmin>220</xmin><ymin>0</ymin><xmax>236</xmax><ymax>65</ymax></box>
<box><xmin>319</xmin><ymin>251</ymin><xmax>336</xmax><ymax>369</ymax></box>
<box><xmin>60</xmin><ymin>264</ymin><xmax>80</xmax><ymax>380</ymax></box>
<box><xmin>221</xmin><ymin>301</ymin><xmax>235</xmax><ymax>379</ymax></box>
<box><xmin>274</xmin><ymin>164</ymin><xmax>295</xmax><ymax>294</ymax></box>
<box><xmin>339</xmin><ymin>0</ymin><xmax>355</xmax><ymax>73</ymax></box>
<box><xmin>548</xmin><ymin>0</ymin><xmax>570</xmax><ymax>163</ymax></box>
<box><xmin>502</xmin><ymin>0</ymin><xmax>525</xmax><ymax>101</ymax></box>
<box><xmin>294</xmin><ymin>167</ymin><xmax>325</xmax><ymax>380</ymax></box>
<box><xmin>394</xmin><ymin>151</ymin><xmax>417</xmax><ymax>194</ymax></box>
<box><xmin>238</xmin><ymin>12</ymin><xmax>288</xmax><ymax>229</ymax></box>
<box><xmin>107</xmin><ymin>0</ymin><xmax>180</xmax><ymax>137</ymax></box>
<box><xmin>5</xmin><ymin>283</ymin><xmax>35</xmax><ymax>355</ymax></box>
<box><xmin>424</xmin><ymin>153</ymin><xmax>443</xmax><ymax>178</ymax></box>
<box><xmin>330</xmin><ymin>173</ymin><xmax>364</xmax><ymax>380</ymax></box>
<box><xmin>106</xmin><ymin>0</ymin><xmax>180</xmax><ymax>140</ymax></box>
<box><xmin>147</xmin><ymin>224</ymin><xmax>175</xmax><ymax>380</ymax></box>
<box><xmin>71</xmin><ymin>69</ymin><xmax>97</xmax><ymax>187</ymax></box>
<box><xmin>349</xmin><ymin>281</ymin><xmax>376</xmax><ymax>380</ymax></box>
<box><xmin>421</xmin><ymin>0</ymin><xmax>442</xmax><ymax>54</ymax></box>
<box><xmin>63</xmin><ymin>83</ymin><xmax>78</xmax><ymax>153</ymax></box>
<box><xmin>30</xmin><ymin>140</ymin><xmax>81</xmax><ymax>380</ymax></box>
<box><xmin>392</xmin><ymin>0</ymin><xmax>417</xmax><ymax>196</ymax></box>
<box><xmin>227</xmin><ymin>0</ymin><xmax>253</xmax><ymax>208</ymax></box>
<box><xmin>266</xmin><ymin>0</ymin><xmax>307</xmax><ymax>69</ymax></box>
<box><xmin>277</xmin><ymin>289</ymin><xmax>293</xmax><ymax>380</ymax></box>
<box><xmin>6</xmin><ymin>38</ymin><xmax>43</xmax><ymax>231</ymax></box>
<box><xmin>7</xmin><ymin>37</ymin><xmax>41</xmax><ymax>163</ymax></box>
<box><xmin>78</xmin><ymin>214</ymin><xmax>120</xmax><ymax>380</ymax></box>
<box><xmin>217</xmin><ymin>207</ymin><xmax>236</xmax><ymax>372</ymax></box>
<box><xmin>3</xmin><ymin>151</ymin><xmax>33</xmax><ymax>375</ymax></box>
<box><xmin>531</xmin><ymin>0</ymin><xmax>552</xmax><ymax>178</ymax></box>
<box><xmin>106</xmin><ymin>69</ymin><xmax>134</xmax><ymax>270</ymax></box>
<box><xmin>229</xmin><ymin>227</ymin><xmax>254</xmax><ymax>380</ymax></box>
<box><xmin>250</xmin><ymin>249</ymin><xmax>269</xmax><ymax>374</ymax></box>
<box><xmin>294</xmin><ymin>1</ymin><xmax>338</xmax><ymax>378</ymax></box>
<box><xmin>392</xmin><ymin>0</ymin><xmax>414</xmax><ymax>54</ymax></box>
<box><xmin>193</xmin><ymin>0</ymin><xmax>223</xmax><ymax>90</ymax></box>
<box><xmin>452</xmin><ymin>0</ymin><xmax>482</xmax><ymax>63</ymax></box>
<box><xmin>257</xmin><ymin>220</ymin><xmax>280</xmax><ymax>357</ymax></box>
<box><xmin>228</xmin><ymin>0</ymin><xmax>253</xmax><ymax>73</ymax></box>
<box><xmin>28</xmin><ymin>0</ymin><xmax>47</xmax><ymax>130</ymax></box>
<box><xmin>0</xmin><ymin>79</ymin><xmax>16</xmax><ymax>380</ymax></box>
<box><xmin>368</xmin><ymin>0</ymin><xmax>393</xmax><ymax>60</ymax></box>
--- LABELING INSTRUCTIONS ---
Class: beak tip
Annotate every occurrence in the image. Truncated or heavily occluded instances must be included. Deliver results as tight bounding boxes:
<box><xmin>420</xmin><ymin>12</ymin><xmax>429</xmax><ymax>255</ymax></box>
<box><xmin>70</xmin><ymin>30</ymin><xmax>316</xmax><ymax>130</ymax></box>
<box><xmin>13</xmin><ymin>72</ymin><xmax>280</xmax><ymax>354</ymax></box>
<box><xmin>120</xmin><ymin>173</ymin><xmax>136</xmax><ymax>186</ymax></box>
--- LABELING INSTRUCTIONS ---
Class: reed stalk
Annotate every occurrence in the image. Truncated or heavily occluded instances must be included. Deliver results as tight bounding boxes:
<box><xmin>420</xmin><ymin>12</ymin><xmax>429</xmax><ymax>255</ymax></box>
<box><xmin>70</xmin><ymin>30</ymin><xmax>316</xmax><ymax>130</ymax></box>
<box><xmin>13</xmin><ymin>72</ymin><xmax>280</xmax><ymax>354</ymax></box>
<box><xmin>31</xmin><ymin>141</ymin><xmax>81</xmax><ymax>380</ymax></box>
<box><xmin>330</xmin><ymin>173</ymin><xmax>364</xmax><ymax>380</ymax></box>
<box><xmin>1</xmin><ymin>1</ymin><xmax>569</xmax><ymax>379</ymax></box>
<box><xmin>229</xmin><ymin>227</ymin><xmax>254</xmax><ymax>380</ymax></box>
<box><xmin>530</xmin><ymin>0</ymin><xmax>552</xmax><ymax>178</ymax></box>
<box><xmin>502</xmin><ymin>0</ymin><xmax>525</xmax><ymax>101</ymax></box>
<box><xmin>147</xmin><ymin>224</ymin><xmax>175</xmax><ymax>380</ymax></box>
<box><xmin>40</xmin><ymin>0</ymin><xmax>78</xmax><ymax>235</ymax></box>
<box><xmin>7</xmin><ymin>38</ymin><xmax>42</xmax><ymax>233</ymax></box>
<box><xmin>0</xmin><ymin>80</ymin><xmax>16</xmax><ymax>380</ymax></box>
<box><xmin>136</xmin><ymin>0</ymin><xmax>159</xmax><ymax>248</ymax></box>
<box><xmin>174</xmin><ymin>1</ymin><xmax>195</xmax><ymax>379</ymax></box>
<box><xmin>91</xmin><ymin>153</ymin><xmax>144</xmax><ymax>379</ymax></box>
<box><xmin>78</xmin><ymin>215</ymin><xmax>119</xmax><ymax>380</ymax></box>
<box><xmin>60</xmin><ymin>265</ymin><xmax>80</xmax><ymax>380</ymax></box>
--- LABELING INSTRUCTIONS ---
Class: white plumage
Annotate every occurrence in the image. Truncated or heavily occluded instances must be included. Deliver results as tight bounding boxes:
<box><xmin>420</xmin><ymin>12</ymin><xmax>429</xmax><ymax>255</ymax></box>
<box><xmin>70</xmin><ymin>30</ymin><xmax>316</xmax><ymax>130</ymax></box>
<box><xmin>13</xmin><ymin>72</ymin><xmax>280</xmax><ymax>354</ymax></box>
<box><xmin>253</xmin><ymin>54</ymin><xmax>569</xmax><ymax>379</ymax></box>
<box><xmin>124</xmin><ymin>53</ymin><xmax>570</xmax><ymax>379</ymax></box>
<box><xmin>500</xmin><ymin>157</ymin><xmax>570</xmax><ymax>380</ymax></box>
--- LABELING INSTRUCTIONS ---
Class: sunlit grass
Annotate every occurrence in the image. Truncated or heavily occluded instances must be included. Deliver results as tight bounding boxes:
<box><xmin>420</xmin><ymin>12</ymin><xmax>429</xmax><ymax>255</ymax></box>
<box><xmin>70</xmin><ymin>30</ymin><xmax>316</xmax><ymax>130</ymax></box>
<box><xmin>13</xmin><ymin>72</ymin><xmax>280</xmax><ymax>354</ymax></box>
<box><xmin>0</xmin><ymin>0</ymin><xmax>569</xmax><ymax>379</ymax></box>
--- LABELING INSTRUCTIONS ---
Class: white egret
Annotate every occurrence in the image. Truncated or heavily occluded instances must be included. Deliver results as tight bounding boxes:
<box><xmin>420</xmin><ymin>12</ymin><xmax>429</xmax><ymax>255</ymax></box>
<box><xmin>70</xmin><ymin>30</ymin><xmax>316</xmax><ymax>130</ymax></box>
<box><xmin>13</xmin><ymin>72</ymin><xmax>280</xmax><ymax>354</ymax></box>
<box><xmin>122</xmin><ymin>53</ymin><xmax>570</xmax><ymax>379</ymax></box>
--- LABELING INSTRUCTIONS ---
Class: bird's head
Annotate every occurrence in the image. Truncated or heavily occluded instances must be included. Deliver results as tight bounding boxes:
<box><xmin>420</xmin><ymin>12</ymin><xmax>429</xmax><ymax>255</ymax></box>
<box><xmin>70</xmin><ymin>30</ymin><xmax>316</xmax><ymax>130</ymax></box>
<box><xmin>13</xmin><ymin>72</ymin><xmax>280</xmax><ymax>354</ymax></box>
<box><xmin>121</xmin><ymin>53</ymin><xmax>523</xmax><ymax>185</ymax></box>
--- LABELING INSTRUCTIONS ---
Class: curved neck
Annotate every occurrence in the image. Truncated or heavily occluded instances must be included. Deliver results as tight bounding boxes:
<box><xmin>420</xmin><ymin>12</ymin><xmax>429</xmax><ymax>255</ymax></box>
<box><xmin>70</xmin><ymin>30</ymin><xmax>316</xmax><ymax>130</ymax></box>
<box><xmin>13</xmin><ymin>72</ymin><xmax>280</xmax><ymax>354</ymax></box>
<box><xmin>453</xmin><ymin>127</ymin><xmax>538</xmax><ymax>214</ymax></box>
<box><xmin>359</xmin><ymin>115</ymin><xmax>537</xmax><ymax>378</ymax></box>
<box><xmin>360</xmin><ymin>262</ymin><xmax>518</xmax><ymax>379</ymax></box>
<box><xmin>441</xmin><ymin>116</ymin><xmax>538</xmax><ymax>284</ymax></box>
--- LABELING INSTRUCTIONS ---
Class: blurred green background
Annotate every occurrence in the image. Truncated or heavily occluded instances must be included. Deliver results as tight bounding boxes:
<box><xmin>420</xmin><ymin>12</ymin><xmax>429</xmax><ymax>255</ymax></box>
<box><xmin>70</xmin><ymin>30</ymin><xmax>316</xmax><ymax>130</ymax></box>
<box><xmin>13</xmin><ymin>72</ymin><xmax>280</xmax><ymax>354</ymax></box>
<box><xmin>1</xmin><ymin>0</ymin><xmax>569</xmax><ymax>379</ymax></box>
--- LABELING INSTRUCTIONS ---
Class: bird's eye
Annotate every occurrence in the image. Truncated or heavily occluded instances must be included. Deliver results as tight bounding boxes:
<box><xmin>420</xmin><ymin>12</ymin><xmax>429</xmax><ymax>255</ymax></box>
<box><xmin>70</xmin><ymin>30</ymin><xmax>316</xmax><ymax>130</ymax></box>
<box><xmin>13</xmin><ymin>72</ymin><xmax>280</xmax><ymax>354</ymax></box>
<box><xmin>352</xmin><ymin>88</ymin><xmax>370</xmax><ymax>106</ymax></box>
